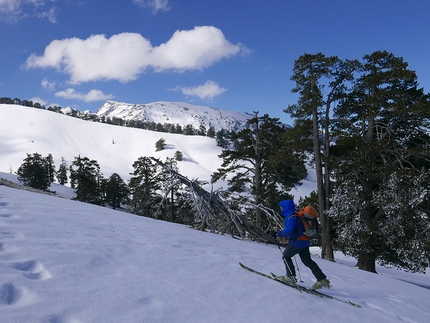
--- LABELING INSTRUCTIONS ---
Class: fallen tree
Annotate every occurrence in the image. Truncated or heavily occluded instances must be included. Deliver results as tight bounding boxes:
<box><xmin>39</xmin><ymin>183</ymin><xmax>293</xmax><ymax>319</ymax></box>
<box><xmin>151</xmin><ymin>157</ymin><xmax>278</xmax><ymax>243</ymax></box>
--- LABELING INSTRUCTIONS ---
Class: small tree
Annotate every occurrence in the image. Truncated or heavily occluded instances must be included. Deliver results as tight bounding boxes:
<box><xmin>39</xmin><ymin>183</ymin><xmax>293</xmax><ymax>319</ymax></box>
<box><xmin>215</xmin><ymin>129</ymin><xmax>230</xmax><ymax>148</ymax></box>
<box><xmin>45</xmin><ymin>153</ymin><xmax>56</xmax><ymax>183</ymax></box>
<box><xmin>174</xmin><ymin>151</ymin><xmax>183</xmax><ymax>161</ymax></box>
<box><xmin>105</xmin><ymin>173</ymin><xmax>129</xmax><ymax>209</ymax></box>
<box><xmin>56</xmin><ymin>157</ymin><xmax>68</xmax><ymax>185</ymax></box>
<box><xmin>155</xmin><ymin>138</ymin><xmax>166</xmax><ymax>151</ymax></box>
<box><xmin>207</xmin><ymin>126</ymin><xmax>216</xmax><ymax>138</ymax></box>
<box><xmin>127</xmin><ymin>156</ymin><xmax>162</xmax><ymax>217</ymax></box>
<box><xmin>70</xmin><ymin>155</ymin><xmax>102</xmax><ymax>204</ymax></box>
<box><xmin>16</xmin><ymin>153</ymin><xmax>53</xmax><ymax>191</ymax></box>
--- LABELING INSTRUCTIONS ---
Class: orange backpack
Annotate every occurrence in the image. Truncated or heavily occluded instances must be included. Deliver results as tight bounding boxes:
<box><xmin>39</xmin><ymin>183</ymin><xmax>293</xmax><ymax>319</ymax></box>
<box><xmin>297</xmin><ymin>205</ymin><xmax>318</xmax><ymax>239</ymax></box>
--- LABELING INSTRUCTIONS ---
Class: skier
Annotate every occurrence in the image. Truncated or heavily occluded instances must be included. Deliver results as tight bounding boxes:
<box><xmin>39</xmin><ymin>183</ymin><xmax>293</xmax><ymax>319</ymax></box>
<box><xmin>272</xmin><ymin>199</ymin><xmax>331</xmax><ymax>290</ymax></box>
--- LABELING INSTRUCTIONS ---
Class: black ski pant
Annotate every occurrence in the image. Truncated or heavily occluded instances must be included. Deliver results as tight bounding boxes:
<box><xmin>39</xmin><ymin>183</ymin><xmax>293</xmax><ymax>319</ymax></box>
<box><xmin>282</xmin><ymin>244</ymin><xmax>326</xmax><ymax>281</ymax></box>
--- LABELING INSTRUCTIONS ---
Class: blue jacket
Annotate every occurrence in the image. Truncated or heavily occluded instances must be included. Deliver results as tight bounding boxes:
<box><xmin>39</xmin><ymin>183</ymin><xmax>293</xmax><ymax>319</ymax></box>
<box><xmin>277</xmin><ymin>199</ymin><xmax>310</xmax><ymax>248</ymax></box>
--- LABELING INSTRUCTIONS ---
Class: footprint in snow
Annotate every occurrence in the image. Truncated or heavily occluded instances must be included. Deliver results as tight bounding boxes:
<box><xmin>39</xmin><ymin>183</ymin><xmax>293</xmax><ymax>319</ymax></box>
<box><xmin>0</xmin><ymin>213</ymin><xmax>19</xmax><ymax>219</ymax></box>
<box><xmin>0</xmin><ymin>283</ymin><xmax>36</xmax><ymax>306</ymax></box>
<box><xmin>47</xmin><ymin>314</ymin><xmax>85</xmax><ymax>323</ymax></box>
<box><xmin>14</xmin><ymin>260</ymin><xmax>52</xmax><ymax>280</ymax></box>
<box><xmin>0</xmin><ymin>242</ymin><xmax>20</xmax><ymax>253</ymax></box>
<box><xmin>0</xmin><ymin>230</ymin><xmax>25</xmax><ymax>240</ymax></box>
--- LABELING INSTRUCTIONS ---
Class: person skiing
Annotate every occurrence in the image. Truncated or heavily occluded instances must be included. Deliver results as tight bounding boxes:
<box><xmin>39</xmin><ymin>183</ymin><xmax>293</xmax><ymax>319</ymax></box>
<box><xmin>273</xmin><ymin>199</ymin><xmax>330</xmax><ymax>290</ymax></box>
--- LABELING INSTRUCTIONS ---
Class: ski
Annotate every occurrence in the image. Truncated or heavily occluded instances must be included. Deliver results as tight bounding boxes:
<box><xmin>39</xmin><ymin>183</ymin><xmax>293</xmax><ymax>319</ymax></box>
<box><xmin>239</xmin><ymin>262</ymin><xmax>361</xmax><ymax>308</ymax></box>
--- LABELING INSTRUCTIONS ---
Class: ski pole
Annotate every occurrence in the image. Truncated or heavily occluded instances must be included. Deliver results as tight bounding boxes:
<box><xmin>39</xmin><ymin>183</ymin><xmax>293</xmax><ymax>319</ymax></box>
<box><xmin>294</xmin><ymin>255</ymin><xmax>304</xmax><ymax>283</ymax></box>
<box><xmin>274</xmin><ymin>239</ymin><xmax>292</xmax><ymax>272</ymax></box>
<box><xmin>274</xmin><ymin>239</ymin><xmax>302</xmax><ymax>292</ymax></box>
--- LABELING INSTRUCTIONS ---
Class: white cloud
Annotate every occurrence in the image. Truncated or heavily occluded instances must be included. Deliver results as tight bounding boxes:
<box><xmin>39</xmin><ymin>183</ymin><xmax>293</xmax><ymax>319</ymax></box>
<box><xmin>0</xmin><ymin>0</ymin><xmax>20</xmax><ymax>13</ymax></box>
<box><xmin>30</xmin><ymin>96</ymin><xmax>47</xmax><ymax>106</ymax></box>
<box><xmin>150</xmin><ymin>26</ymin><xmax>246</xmax><ymax>72</ymax></box>
<box><xmin>133</xmin><ymin>0</ymin><xmax>170</xmax><ymax>13</ymax></box>
<box><xmin>173</xmin><ymin>80</ymin><xmax>227</xmax><ymax>101</ymax></box>
<box><xmin>55</xmin><ymin>88</ymin><xmax>114</xmax><ymax>102</ymax></box>
<box><xmin>24</xmin><ymin>27</ymin><xmax>249</xmax><ymax>84</ymax></box>
<box><xmin>41</xmin><ymin>77</ymin><xmax>56</xmax><ymax>90</ymax></box>
<box><xmin>0</xmin><ymin>0</ymin><xmax>22</xmax><ymax>21</ymax></box>
<box><xmin>35</xmin><ymin>6</ymin><xmax>57</xmax><ymax>23</ymax></box>
<box><xmin>0</xmin><ymin>0</ymin><xmax>57</xmax><ymax>22</ymax></box>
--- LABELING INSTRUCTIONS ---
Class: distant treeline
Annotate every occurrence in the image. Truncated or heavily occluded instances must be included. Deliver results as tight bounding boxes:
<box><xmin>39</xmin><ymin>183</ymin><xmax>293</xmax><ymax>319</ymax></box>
<box><xmin>14</xmin><ymin>152</ymin><xmax>196</xmax><ymax>225</ymax></box>
<box><xmin>0</xmin><ymin>97</ymin><xmax>234</xmax><ymax>146</ymax></box>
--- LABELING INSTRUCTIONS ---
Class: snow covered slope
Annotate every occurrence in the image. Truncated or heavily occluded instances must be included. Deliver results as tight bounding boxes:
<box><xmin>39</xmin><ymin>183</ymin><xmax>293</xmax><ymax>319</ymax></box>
<box><xmin>0</xmin><ymin>103</ymin><xmax>224</xmax><ymax>185</ymax></box>
<box><xmin>0</xmin><ymin>185</ymin><xmax>429</xmax><ymax>323</ymax></box>
<box><xmin>96</xmin><ymin>100</ymin><xmax>250</xmax><ymax>132</ymax></box>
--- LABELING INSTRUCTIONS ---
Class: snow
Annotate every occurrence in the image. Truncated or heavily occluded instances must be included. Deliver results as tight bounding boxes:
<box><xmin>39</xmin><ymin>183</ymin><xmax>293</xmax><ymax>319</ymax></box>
<box><xmin>97</xmin><ymin>100</ymin><xmax>250</xmax><ymax>132</ymax></box>
<box><xmin>1</xmin><ymin>182</ymin><xmax>430</xmax><ymax>323</ymax></box>
<box><xmin>1</xmin><ymin>103</ymin><xmax>430</xmax><ymax>322</ymax></box>
<box><xmin>0</xmin><ymin>104</ymin><xmax>224</xmax><ymax>188</ymax></box>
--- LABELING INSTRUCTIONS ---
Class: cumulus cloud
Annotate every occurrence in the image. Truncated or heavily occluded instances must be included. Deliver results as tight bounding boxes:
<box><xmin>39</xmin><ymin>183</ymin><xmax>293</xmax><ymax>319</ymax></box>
<box><xmin>133</xmin><ymin>0</ymin><xmax>170</xmax><ymax>13</ymax></box>
<box><xmin>55</xmin><ymin>88</ymin><xmax>114</xmax><ymax>102</ymax></box>
<box><xmin>173</xmin><ymin>80</ymin><xmax>227</xmax><ymax>101</ymax></box>
<box><xmin>150</xmin><ymin>27</ymin><xmax>246</xmax><ymax>72</ymax></box>
<box><xmin>24</xmin><ymin>26</ymin><xmax>249</xmax><ymax>84</ymax></box>
<box><xmin>26</xmin><ymin>33</ymin><xmax>153</xmax><ymax>84</ymax></box>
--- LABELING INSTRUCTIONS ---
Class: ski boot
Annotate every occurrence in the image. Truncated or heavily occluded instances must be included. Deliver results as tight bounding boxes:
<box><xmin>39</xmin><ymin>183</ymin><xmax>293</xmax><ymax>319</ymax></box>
<box><xmin>312</xmin><ymin>278</ymin><xmax>331</xmax><ymax>290</ymax></box>
<box><xmin>278</xmin><ymin>275</ymin><xmax>297</xmax><ymax>285</ymax></box>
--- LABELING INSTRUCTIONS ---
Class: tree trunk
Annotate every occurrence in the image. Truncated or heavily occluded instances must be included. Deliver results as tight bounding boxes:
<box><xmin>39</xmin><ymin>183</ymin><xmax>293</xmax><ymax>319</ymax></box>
<box><xmin>170</xmin><ymin>187</ymin><xmax>175</xmax><ymax>222</ymax></box>
<box><xmin>321</xmin><ymin>102</ymin><xmax>335</xmax><ymax>261</ymax></box>
<box><xmin>253</xmin><ymin>113</ymin><xmax>263</xmax><ymax>227</ymax></box>
<box><xmin>311</xmin><ymin>85</ymin><xmax>335</xmax><ymax>261</ymax></box>
<box><xmin>356</xmin><ymin>198</ymin><xmax>379</xmax><ymax>273</ymax></box>
<box><xmin>357</xmin><ymin>252</ymin><xmax>377</xmax><ymax>273</ymax></box>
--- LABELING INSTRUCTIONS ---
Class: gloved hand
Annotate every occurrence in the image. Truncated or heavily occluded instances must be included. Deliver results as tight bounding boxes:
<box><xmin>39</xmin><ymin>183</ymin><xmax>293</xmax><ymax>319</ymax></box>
<box><xmin>267</xmin><ymin>230</ymin><xmax>278</xmax><ymax>239</ymax></box>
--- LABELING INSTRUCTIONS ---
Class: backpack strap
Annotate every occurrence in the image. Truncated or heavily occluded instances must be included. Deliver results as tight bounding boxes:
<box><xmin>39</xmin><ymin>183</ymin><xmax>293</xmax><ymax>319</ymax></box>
<box><xmin>290</xmin><ymin>214</ymin><xmax>310</xmax><ymax>241</ymax></box>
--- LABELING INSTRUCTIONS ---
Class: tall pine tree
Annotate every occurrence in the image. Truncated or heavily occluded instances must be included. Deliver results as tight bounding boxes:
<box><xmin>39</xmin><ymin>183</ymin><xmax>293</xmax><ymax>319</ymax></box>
<box><xmin>127</xmin><ymin>157</ymin><xmax>162</xmax><ymax>217</ymax></box>
<box><xmin>212</xmin><ymin>112</ymin><xmax>306</xmax><ymax>228</ymax></box>
<box><xmin>70</xmin><ymin>155</ymin><xmax>102</xmax><ymax>204</ymax></box>
<box><xmin>329</xmin><ymin>51</ymin><xmax>430</xmax><ymax>272</ymax></box>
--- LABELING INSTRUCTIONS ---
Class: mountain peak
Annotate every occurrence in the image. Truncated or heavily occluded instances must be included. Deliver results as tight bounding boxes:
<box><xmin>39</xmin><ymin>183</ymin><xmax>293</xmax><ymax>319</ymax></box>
<box><xmin>96</xmin><ymin>100</ymin><xmax>250</xmax><ymax>132</ymax></box>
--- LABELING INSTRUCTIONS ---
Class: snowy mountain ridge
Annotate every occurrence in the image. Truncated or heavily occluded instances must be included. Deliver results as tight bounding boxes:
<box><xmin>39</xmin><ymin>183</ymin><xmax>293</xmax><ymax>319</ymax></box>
<box><xmin>96</xmin><ymin>100</ymin><xmax>251</xmax><ymax>132</ymax></box>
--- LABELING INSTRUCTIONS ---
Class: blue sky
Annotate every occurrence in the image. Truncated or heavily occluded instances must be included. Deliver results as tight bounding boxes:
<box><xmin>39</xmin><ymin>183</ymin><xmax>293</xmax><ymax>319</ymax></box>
<box><xmin>1</xmin><ymin>0</ymin><xmax>430</xmax><ymax>124</ymax></box>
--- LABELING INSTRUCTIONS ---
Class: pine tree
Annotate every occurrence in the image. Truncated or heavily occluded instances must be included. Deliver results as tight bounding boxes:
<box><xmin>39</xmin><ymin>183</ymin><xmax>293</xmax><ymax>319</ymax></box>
<box><xmin>155</xmin><ymin>138</ymin><xmax>166</xmax><ymax>151</ymax></box>
<box><xmin>45</xmin><ymin>153</ymin><xmax>56</xmax><ymax>183</ymax></box>
<box><xmin>329</xmin><ymin>51</ymin><xmax>430</xmax><ymax>272</ymax></box>
<box><xmin>70</xmin><ymin>155</ymin><xmax>102</xmax><ymax>204</ymax></box>
<box><xmin>207</xmin><ymin>126</ymin><xmax>216</xmax><ymax>138</ymax></box>
<box><xmin>286</xmin><ymin>53</ymin><xmax>359</xmax><ymax>261</ymax></box>
<box><xmin>17</xmin><ymin>153</ymin><xmax>53</xmax><ymax>191</ymax></box>
<box><xmin>57</xmin><ymin>157</ymin><xmax>68</xmax><ymax>185</ymax></box>
<box><xmin>105</xmin><ymin>173</ymin><xmax>128</xmax><ymax>209</ymax></box>
<box><xmin>215</xmin><ymin>129</ymin><xmax>230</xmax><ymax>148</ymax></box>
<box><xmin>174</xmin><ymin>151</ymin><xmax>183</xmax><ymax>161</ymax></box>
<box><xmin>127</xmin><ymin>157</ymin><xmax>162</xmax><ymax>217</ymax></box>
<box><xmin>212</xmin><ymin>112</ymin><xmax>306</xmax><ymax>228</ymax></box>
<box><xmin>159</xmin><ymin>157</ymin><xmax>181</xmax><ymax>222</ymax></box>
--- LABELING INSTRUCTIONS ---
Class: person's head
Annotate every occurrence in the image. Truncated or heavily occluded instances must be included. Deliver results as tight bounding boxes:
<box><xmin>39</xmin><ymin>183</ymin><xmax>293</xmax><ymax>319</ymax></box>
<box><xmin>278</xmin><ymin>199</ymin><xmax>295</xmax><ymax>217</ymax></box>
